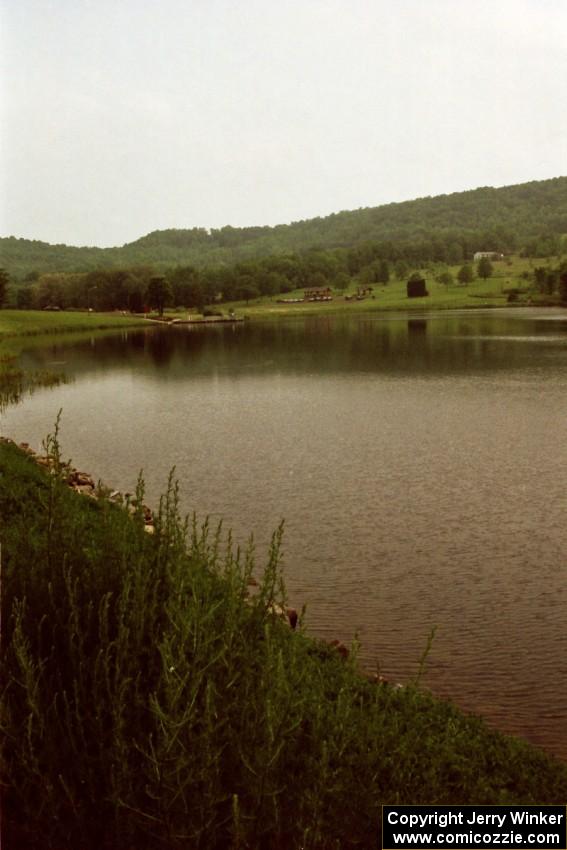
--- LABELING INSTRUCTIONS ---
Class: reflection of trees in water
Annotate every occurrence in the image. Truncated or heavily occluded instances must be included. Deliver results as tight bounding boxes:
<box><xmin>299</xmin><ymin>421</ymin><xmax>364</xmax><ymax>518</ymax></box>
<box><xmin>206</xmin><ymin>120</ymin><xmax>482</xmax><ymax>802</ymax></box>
<box><xmin>0</xmin><ymin>367</ymin><xmax>25</xmax><ymax>411</ymax></box>
<box><xmin>0</xmin><ymin>365</ymin><xmax>68</xmax><ymax>412</ymax></box>
<box><xmin>16</xmin><ymin>313</ymin><xmax>565</xmax><ymax>385</ymax></box>
<box><xmin>146</xmin><ymin>331</ymin><xmax>175</xmax><ymax>367</ymax></box>
<box><xmin>407</xmin><ymin>319</ymin><xmax>427</xmax><ymax>335</ymax></box>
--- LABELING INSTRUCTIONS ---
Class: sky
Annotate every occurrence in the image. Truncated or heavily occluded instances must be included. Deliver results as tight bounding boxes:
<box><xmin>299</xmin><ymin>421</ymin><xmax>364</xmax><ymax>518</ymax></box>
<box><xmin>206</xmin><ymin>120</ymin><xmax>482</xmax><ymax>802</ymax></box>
<box><xmin>1</xmin><ymin>0</ymin><xmax>566</xmax><ymax>247</ymax></box>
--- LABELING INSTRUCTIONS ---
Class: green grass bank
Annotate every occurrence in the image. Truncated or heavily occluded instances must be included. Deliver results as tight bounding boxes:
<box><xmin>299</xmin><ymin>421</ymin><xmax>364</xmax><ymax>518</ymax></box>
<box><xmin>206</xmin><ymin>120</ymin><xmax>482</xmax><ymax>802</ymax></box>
<box><xmin>0</xmin><ymin>308</ymin><xmax>147</xmax><ymax>353</ymax></box>
<box><xmin>1</xmin><ymin>435</ymin><xmax>566</xmax><ymax>850</ymax></box>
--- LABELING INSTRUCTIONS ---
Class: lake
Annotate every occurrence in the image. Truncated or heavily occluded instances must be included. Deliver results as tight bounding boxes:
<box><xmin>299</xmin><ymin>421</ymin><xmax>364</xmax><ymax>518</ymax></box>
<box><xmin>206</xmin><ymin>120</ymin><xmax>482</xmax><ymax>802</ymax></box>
<box><xmin>3</xmin><ymin>307</ymin><xmax>567</xmax><ymax>759</ymax></box>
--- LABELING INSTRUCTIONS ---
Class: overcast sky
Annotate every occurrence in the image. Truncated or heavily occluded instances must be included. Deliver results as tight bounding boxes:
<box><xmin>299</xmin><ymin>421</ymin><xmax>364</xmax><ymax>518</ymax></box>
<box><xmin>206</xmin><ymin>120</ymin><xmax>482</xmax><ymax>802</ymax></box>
<box><xmin>1</xmin><ymin>0</ymin><xmax>566</xmax><ymax>247</ymax></box>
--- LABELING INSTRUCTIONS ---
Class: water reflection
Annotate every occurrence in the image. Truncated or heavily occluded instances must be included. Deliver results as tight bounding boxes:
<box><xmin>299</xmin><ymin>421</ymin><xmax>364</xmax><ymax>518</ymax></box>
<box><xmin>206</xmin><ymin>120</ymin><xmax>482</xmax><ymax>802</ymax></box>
<box><xmin>5</xmin><ymin>308</ymin><xmax>567</xmax><ymax>760</ymax></box>
<box><xmin>20</xmin><ymin>309</ymin><xmax>567</xmax><ymax>382</ymax></box>
<box><xmin>407</xmin><ymin>318</ymin><xmax>427</xmax><ymax>335</ymax></box>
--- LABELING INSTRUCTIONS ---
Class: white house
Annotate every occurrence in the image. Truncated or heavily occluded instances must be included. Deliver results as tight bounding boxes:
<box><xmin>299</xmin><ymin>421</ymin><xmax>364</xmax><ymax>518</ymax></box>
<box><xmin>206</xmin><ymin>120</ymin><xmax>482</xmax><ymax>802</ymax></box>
<box><xmin>473</xmin><ymin>251</ymin><xmax>504</xmax><ymax>261</ymax></box>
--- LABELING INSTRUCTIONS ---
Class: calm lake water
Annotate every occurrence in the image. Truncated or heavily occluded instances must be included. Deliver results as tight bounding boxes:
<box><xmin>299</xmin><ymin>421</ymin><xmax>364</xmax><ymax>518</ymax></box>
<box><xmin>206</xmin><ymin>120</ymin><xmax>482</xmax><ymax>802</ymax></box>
<box><xmin>3</xmin><ymin>308</ymin><xmax>567</xmax><ymax>759</ymax></box>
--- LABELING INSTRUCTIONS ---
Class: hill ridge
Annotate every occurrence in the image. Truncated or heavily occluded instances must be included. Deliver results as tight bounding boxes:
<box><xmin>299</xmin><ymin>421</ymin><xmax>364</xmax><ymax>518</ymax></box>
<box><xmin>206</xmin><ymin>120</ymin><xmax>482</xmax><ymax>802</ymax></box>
<box><xmin>2</xmin><ymin>176</ymin><xmax>566</xmax><ymax>277</ymax></box>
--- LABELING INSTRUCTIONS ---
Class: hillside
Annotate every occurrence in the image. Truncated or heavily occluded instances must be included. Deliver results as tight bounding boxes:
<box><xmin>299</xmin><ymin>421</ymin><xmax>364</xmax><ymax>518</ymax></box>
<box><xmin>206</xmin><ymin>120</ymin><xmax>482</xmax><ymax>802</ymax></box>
<box><xmin>2</xmin><ymin>176</ymin><xmax>567</xmax><ymax>279</ymax></box>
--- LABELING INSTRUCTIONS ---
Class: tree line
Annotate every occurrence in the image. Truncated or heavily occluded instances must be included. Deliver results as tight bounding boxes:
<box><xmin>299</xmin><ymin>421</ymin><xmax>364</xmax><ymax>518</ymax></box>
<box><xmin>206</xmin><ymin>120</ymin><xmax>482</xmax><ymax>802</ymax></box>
<box><xmin>532</xmin><ymin>260</ymin><xmax>567</xmax><ymax>300</ymax></box>
<box><xmin>2</xmin><ymin>249</ymin><xmax>567</xmax><ymax>313</ymax></box>
<box><xmin>0</xmin><ymin>251</ymin><xmax>490</xmax><ymax>313</ymax></box>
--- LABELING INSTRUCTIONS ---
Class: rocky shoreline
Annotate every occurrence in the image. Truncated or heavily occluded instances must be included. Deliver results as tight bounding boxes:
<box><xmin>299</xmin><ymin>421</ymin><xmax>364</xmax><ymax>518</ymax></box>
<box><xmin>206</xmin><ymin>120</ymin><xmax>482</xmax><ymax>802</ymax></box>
<box><xmin>1</xmin><ymin>435</ymin><xmax>394</xmax><ymax>680</ymax></box>
<box><xmin>0</xmin><ymin>436</ymin><xmax>156</xmax><ymax>533</ymax></box>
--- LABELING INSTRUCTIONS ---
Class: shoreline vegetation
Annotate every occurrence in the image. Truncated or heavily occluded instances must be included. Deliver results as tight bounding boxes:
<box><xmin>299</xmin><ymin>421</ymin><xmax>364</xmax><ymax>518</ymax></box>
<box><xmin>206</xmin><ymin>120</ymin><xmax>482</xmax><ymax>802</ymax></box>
<box><xmin>0</xmin><ymin>311</ymin><xmax>147</xmax><ymax>409</ymax></box>
<box><xmin>2</xmin><ymin>249</ymin><xmax>565</xmax><ymax>404</ymax></box>
<box><xmin>1</xmin><ymin>303</ymin><xmax>567</xmax><ymax>846</ymax></box>
<box><xmin>2</xmin><ymin>430</ymin><xmax>567</xmax><ymax>849</ymax></box>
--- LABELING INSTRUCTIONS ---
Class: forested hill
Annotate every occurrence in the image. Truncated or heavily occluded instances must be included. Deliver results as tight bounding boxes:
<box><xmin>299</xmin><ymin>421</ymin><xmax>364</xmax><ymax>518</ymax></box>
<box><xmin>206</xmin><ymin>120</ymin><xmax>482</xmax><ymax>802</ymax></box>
<box><xmin>2</xmin><ymin>176</ymin><xmax>567</xmax><ymax>278</ymax></box>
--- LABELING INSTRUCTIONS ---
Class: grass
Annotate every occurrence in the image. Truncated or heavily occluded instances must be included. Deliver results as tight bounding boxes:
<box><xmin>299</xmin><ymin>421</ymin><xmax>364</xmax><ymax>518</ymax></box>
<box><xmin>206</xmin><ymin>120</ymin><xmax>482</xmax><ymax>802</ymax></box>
<box><xmin>213</xmin><ymin>256</ymin><xmax>546</xmax><ymax>320</ymax></box>
<box><xmin>0</xmin><ymin>308</ymin><xmax>146</xmax><ymax>338</ymax></box>
<box><xmin>0</xmin><ymin>308</ymin><xmax>147</xmax><ymax>358</ymax></box>
<box><xmin>209</xmin><ymin>257</ymin><xmax>564</xmax><ymax>318</ymax></box>
<box><xmin>1</xmin><ymin>432</ymin><xmax>566</xmax><ymax>850</ymax></box>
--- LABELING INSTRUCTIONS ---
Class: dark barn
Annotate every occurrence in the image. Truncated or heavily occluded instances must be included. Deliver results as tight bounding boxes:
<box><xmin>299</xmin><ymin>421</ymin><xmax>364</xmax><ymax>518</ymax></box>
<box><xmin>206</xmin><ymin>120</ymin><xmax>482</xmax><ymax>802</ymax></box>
<box><xmin>407</xmin><ymin>276</ymin><xmax>429</xmax><ymax>298</ymax></box>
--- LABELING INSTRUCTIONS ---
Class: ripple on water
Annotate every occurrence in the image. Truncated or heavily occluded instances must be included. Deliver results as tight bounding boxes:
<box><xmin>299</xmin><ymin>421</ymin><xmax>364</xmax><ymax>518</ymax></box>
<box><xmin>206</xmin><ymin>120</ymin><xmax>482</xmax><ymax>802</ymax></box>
<box><xmin>3</xmin><ymin>310</ymin><xmax>567</xmax><ymax>759</ymax></box>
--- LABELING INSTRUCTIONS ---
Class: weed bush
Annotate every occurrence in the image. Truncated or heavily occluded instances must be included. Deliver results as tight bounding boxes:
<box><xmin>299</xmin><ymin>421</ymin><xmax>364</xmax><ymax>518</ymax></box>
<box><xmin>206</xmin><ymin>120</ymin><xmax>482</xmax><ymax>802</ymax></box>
<box><xmin>1</xmin><ymin>432</ymin><xmax>566</xmax><ymax>849</ymax></box>
<box><xmin>0</xmin><ymin>358</ymin><xmax>66</xmax><ymax>412</ymax></box>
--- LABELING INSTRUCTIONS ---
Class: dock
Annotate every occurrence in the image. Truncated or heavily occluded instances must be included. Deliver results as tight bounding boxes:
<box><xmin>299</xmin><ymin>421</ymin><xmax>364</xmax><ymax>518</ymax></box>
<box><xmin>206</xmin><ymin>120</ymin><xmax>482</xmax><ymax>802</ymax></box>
<box><xmin>146</xmin><ymin>316</ymin><xmax>245</xmax><ymax>325</ymax></box>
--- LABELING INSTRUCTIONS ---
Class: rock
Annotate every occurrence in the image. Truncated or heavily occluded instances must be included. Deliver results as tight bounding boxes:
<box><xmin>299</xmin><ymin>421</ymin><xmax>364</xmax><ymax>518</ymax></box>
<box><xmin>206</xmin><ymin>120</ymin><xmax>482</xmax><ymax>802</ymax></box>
<box><xmin>74</xmin><ymin>471</ymin><xmax>95</xmax><ymax>488</ymax></box>
<box><xmin>268</xmin><ymin>603</ymin><xmax>298</xmax><ymax>630</ymax></box>
<box><xmin>286</xmin><ymin>607</ymin><xmax>298</xmax><ymax>629</ymax></box>
<box><xmin>74</xmin><ymin>484</ymin><xmax>96</xmax><ymax>497</ymax></box>
<box><xmin>67</xmin><ymin>469</ymin><xmax>95</xmax><ymax>489</ymax></box>
<box><xmin>362</xmin><ymin>671</ymin><xmax>389</xmax><ymax>686</ymax></box>
<box><xmin>328</xmin><ymin>639</ymin><xmax>349</xmax><ymax>660</ymax></box>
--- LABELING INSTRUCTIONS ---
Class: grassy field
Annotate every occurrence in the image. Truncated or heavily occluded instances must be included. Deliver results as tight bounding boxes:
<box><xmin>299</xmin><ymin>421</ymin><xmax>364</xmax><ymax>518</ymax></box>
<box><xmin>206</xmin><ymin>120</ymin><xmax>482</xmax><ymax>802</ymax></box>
<box><xmin>225</xmin><ymin>257</ymin><xmax>541</xmax><ymax>319</ymax></box>
<box><xmin>2</xmin><ymin>436</ymin><xmax>566</xmax><ymax>849</ymax></box>
<box><xmin>0</xmin><ymin>257</ymin><xmax>554</xmax><ymax>334</ymax></box>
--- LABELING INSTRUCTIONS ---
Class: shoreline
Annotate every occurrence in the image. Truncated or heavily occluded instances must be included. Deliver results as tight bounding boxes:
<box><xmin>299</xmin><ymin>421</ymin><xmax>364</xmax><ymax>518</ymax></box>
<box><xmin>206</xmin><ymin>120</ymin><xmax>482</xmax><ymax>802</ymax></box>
<box><xmin>2</xmin><ymin>340</ymin><xmax>567</xmax><ymax>844</ymax></box>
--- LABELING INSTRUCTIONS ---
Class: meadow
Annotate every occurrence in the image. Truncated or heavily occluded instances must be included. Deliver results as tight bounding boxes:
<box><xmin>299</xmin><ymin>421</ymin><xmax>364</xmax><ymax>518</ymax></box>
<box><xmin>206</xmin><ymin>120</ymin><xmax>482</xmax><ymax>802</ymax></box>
<box><xmin>220</xmin><ymin>256</ymin><xmax>542</xmax><ymax>319</ymax></box>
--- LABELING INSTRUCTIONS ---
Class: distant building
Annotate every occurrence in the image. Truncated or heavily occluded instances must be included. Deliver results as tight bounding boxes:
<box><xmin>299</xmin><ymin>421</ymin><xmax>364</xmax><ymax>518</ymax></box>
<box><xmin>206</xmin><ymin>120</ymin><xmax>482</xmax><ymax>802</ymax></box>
<box><xmin>407</xmin><ymin>276</ymin><xmax>428</xmax><ymax>298</ymax></box>
<box><xmin>304</xmin><ymin>286</ymin><xmax>332</xmax><ymax>301</ymax></box>
<box><xmin>473</xmin><ymin>251</ymin><xmax>504</xmax><ymax>261</ymax></box>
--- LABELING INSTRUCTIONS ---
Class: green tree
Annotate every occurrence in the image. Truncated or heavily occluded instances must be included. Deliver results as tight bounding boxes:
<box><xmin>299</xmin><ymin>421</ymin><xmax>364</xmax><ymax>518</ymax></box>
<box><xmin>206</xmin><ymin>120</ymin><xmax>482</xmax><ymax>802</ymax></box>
<box><xmin>394</xmin><ymin>259</ymin><xmax>409</xmax><ymax>280</ymax></box>
<box><xmin>35</xmin><ymin>273</ymin><xmax>68</xmax><ymax>309</ymax></box>
<box><xmin>542</xmin><ymin>269</ymin><xmax>557</xmax><ymax>295</ymax></box>
<box><xmin>236</xmin><ymin>280</ymin><xmax>260</xmax><ymax>304</ymax></box>
<box><xmin>376</xmin><ymin>259</ymin><xmax>390</xmax><ymax>284</ymax></box>
<box><xmin>16</xmin><ymin>285</ymin><xmax>33</xmax><ymax>309</ymax></box>
<box><xmin>437</xmin><ymin>271</ymin><xmax>453</xmax><ymax>290</ymax></box>
<box><xmin>0</xmin><ymin>268</ymin><xmax>10</xmax><ymax>307</ymax></box>
<box><xmin>533</xmin><ymin>267</ymin><xmax>548</xmax><ymax>292</ymax></box>
<box><xmin>147</xmin><ymin>275</ymin><xmax>173</xmax><ymax>316</ymax></box>
<box><xmin>457</xmin><ymin>264</ymin><xmax>474</xmax><ymax>285</ymax></box>
<box><xmin>447</xmin><ymin>241</ymin><xmax>463</xmax><ymax>264</ymax></box>
<box><xmin>307</xmin><ymin>271</ymin><xmax>329</xmax><ymax>289</ymax></box>
<box><xmin>477</xmin><ymin>257</ymin><xmax>493</xmax><ymax>279</ymax></box>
